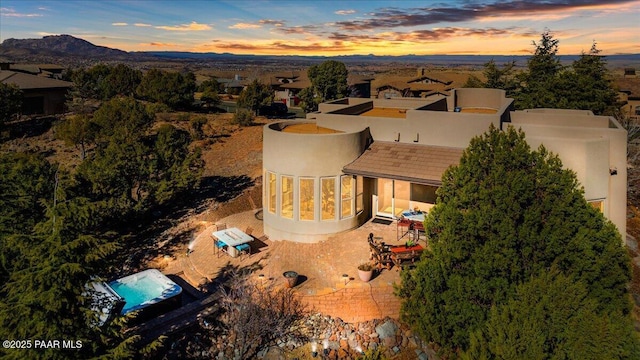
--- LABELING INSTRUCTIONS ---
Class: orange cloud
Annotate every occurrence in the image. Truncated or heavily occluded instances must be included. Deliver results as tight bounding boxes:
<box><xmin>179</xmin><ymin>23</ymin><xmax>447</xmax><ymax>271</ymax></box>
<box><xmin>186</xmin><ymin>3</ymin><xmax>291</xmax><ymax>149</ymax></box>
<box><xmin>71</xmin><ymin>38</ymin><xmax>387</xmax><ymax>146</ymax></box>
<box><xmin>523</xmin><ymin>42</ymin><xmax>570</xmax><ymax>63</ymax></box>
<box><xmin>147</xmin><ymin>42</ymin><xmax>178</xmax><ymax>47</ymax></box>
<box><xmin>229</xmin><ymin>22</ymin><xmax>261</xmax><ymax>29</ymax></box>
<box><xmin>134</xmin><ymin>23</ymin><xmax>152</xmax><ymax>27</ymax></box>
<box><xmin>156</xmin><ymin>21</ymin><xmax>211</xmax><ymax>31</ymax></box>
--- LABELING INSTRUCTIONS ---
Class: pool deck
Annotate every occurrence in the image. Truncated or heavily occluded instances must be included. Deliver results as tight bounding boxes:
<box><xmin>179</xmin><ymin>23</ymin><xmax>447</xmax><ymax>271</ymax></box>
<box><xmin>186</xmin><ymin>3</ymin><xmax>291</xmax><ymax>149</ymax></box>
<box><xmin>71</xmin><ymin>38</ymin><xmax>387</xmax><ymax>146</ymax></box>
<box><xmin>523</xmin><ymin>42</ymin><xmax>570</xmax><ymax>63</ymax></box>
<box><xmin>162</xmin><ymin>210</ymin><xmax>422</xmax><ymax>322</ymax></box>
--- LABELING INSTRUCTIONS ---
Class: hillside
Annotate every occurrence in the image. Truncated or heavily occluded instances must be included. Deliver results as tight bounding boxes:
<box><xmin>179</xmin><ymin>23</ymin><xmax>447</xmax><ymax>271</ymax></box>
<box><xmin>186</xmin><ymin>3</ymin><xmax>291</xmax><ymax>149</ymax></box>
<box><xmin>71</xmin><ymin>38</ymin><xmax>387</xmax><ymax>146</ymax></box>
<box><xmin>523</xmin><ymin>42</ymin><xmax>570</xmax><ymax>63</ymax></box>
<box><xmin>0</xmin><ymin>34</ymin><xmax>135</xmax><ymax>62</ymax></box>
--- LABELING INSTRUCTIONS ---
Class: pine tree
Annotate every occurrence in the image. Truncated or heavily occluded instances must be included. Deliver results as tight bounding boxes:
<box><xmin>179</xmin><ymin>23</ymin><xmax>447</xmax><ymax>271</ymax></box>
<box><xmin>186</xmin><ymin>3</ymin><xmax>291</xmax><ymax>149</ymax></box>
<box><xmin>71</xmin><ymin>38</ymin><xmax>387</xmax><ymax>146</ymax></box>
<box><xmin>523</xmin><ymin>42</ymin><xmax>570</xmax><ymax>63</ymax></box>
<box><xmin>398</xmin><ymin>125</ymin><xmax>632</xmax><ymax>355</ymax></box>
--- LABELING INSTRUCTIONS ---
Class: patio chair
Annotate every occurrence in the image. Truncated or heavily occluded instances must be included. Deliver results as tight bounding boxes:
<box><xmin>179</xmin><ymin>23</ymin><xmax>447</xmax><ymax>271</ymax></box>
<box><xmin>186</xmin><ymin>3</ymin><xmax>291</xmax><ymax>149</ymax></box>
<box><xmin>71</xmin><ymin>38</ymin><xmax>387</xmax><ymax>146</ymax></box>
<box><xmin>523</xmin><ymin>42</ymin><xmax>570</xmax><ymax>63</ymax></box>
<box><xmin>245</xmin><ymin>226</ymin><xmax>253</xmax><ymax>236</ymax></box>
<box><xmin>235</xmin><ymin>243</ymin><xmax>251</xmax><ymax>258</ymax></box>
<box><xmin>216</xmin><ymin>223</ymin><xmax>227</xmax><ymax>231</ymax></box>
<box><xmin>213</xmin><ymin>237</ymin><xmax>227</xmax><ymax>258</ymax></box>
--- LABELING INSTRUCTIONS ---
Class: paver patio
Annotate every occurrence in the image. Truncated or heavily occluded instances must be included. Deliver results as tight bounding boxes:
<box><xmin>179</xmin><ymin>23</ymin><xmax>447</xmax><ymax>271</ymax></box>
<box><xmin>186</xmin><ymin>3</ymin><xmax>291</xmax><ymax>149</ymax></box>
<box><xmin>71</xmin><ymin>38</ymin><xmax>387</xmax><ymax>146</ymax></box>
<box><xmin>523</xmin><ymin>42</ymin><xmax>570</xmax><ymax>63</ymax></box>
<box><xmin>162</xmin><ymin>210</ymin><xmax>425</xmax><ymax>322</ymax></box>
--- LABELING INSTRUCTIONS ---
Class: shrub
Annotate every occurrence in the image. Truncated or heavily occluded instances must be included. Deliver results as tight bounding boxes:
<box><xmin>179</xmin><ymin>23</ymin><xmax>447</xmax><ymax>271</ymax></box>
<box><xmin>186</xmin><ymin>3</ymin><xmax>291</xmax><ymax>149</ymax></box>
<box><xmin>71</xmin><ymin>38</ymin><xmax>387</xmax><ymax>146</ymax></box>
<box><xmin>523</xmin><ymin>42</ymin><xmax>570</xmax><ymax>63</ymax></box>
<box><xmin>233</xmin><ymin>108</ymin><xmax>254</xmax><ymax>126</ymax></box>
<box><xmin>205</xmin><ymin>271</ymin><xmax>308</xmax><ymax>359</ymax></box>
<box><xmin>190</xmin><ymin>116</ymin><xmax>207</xmax><ymax>140</ymax></box>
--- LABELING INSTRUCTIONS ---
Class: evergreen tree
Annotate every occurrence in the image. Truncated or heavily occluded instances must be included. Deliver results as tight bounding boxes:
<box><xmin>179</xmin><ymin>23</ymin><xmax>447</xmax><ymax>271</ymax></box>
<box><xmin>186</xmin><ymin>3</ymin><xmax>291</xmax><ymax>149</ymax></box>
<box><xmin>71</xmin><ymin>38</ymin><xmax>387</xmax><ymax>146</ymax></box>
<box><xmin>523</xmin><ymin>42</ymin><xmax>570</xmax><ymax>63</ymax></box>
<box><xmin>464</xmin><ymin>270</ymin><xmax>640</xmax><ymax>359</ymax></box>
<box><xmin>0</xmin><ymin>152</ymin><xmax>56</xmax><ymax>281</ymax></box>
<box><xmin>308</xmin><ymin>60</ymin><xmax>348</xmax><ymax>103</ymax></box>
<box><xmin>91</xmin><ymin>96</ymin><xmax>154</xmax><ymax>141</ymax></box>
<box><xmin>55</xmin><ymin>114</ymin><xmax>98</xmax><ymax>159</ymax></box>
<box><xmin>237</xmin><ymin>79</ymin><xmax>273</xmax><ymax>115</ymax></box>
<box><xmin>398</xmin><ymin>125</ymin><xmax>632</xmax><ymax>355</ymax></box>
<box><xmin>149</xmin><ymin>124</ymin><xmax>203</xmax><ymax>205</ymax></box>
<box><xmin>0</xmin><ymin>83</ymin><xmax>23</xmax><ymax>127</ymax></box>
<box><xmin>514</xmin><ymin>30</ymin><xmax>563</xmax><ymax>109</ymax></box>
<box><xmin>101</xmin><ymin>64</ymin><xmax>142</xmax><ymax>99</ymax></box>
<box><xmin>561</xmin><ymin>42</ymin><xmax>620</xmax><ymax>115</ymax></box>
<box><xmin>512</xmin><ymin>32</ymin><xmax>618</xmax><ymax>115</ymax></box>
<box><xmin>136</xmin><ymin>69</ymin><xmax>196</xmax><ymax>110</ymax></box>
<box><xmin>298</xmin><ymin>86</ymin><xmax>317</xmax><ymax>113</ymax></box>
<box><xmin>463</xmin><ymin>59</ymin><xmax>517</xmax><ymax>93</ymax></box>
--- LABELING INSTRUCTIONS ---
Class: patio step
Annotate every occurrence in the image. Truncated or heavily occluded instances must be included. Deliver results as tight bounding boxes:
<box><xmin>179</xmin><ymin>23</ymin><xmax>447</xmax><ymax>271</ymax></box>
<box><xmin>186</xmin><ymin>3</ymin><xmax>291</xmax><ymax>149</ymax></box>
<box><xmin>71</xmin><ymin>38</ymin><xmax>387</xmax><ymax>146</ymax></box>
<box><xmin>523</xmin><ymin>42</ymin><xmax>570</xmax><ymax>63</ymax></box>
<box><xmin>178</xmin><ymin>254</ymin><xmax>209</xmax><ymax>288</ymax></box>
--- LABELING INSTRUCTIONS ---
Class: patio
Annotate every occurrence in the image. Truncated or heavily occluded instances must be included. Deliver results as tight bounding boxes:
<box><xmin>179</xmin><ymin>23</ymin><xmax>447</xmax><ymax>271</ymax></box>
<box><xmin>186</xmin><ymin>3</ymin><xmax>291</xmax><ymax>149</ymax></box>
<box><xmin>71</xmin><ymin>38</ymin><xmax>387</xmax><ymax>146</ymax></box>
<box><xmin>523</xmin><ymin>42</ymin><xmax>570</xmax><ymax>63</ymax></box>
<box><xmin>163</xmin><ymin>210</ymin><xmax>423</xmax><ymax>322</ymax></box>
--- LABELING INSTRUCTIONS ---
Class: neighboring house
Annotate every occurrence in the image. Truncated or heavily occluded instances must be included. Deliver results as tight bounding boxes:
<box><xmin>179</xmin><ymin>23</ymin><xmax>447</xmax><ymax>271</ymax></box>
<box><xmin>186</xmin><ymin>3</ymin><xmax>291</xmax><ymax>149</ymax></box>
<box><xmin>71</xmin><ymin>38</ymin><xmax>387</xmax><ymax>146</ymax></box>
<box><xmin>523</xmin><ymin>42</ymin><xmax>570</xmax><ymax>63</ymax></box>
<box><xmin>218</xmin><ymin>74</ymin><xmax>247</xmax><ymax>94</ymax></box>
<box><xmin>373</xmin><ymin>68</ymin><xmax>458</xmax><ymax>99</ymax></box>
<box><xmin>262</xmin><ymin>88</ymin><xmax>626</xmax><ymax>243</ymax></box>
<box><xmin>9</xmin><ymin>64</ymin><xmax>66</xmax><ymax>79</ymax></box>
<box><xmin>0</xmin><ymin>70</ymin><xmax>73</xmax><ymax>115</ymax></box>
<box><xmin>274</xmin><ymin>72</ymin><xmax>372</xmax><ymax>107</ymax></box>
<box><xmin>616</xmin><ymin>74</ymin><xmax>640</xmax><ymax>122</ymax></box>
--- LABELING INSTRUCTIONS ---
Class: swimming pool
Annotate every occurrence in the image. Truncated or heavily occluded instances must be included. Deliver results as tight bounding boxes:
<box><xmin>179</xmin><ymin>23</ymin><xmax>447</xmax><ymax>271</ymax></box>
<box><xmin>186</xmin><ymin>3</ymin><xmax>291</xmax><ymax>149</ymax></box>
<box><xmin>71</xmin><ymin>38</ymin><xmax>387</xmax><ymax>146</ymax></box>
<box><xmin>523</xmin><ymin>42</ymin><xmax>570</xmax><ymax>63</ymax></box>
<box><xmin>108</xmin><ymin>269</ymin><xmax>182</xmax><ymax>315</ymax></box>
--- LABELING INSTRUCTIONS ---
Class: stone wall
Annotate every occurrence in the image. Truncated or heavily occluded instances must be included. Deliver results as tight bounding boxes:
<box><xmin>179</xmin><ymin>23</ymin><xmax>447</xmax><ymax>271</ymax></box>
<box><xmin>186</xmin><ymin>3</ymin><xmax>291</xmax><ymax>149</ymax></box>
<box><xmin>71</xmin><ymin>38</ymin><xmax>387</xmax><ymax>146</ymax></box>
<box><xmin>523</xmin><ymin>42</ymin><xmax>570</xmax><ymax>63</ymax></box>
<box><xmin>258</xmin><ymin>314</ymin><xmax>438</xmax><ymax>360</ymax></box>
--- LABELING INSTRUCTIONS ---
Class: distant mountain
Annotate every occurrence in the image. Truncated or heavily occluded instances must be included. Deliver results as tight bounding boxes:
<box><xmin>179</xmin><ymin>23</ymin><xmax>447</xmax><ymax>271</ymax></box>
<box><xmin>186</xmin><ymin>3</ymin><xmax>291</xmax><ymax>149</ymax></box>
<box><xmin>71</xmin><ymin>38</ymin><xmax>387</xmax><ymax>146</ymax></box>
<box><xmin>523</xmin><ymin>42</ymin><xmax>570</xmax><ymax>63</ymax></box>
<box><xmin>0</xmin><ymin>34</ymin><xmax>134</xmax><ymax>62</ymax></box>
<box><xmin>1</xmin><ymin>35</ymin><xmax>638</xmax><ymax>69</ymax></box>
<box><xmin>140</xmin><ymin>51</ymin><xmax>640</xmax><ymax>68</ymax></box>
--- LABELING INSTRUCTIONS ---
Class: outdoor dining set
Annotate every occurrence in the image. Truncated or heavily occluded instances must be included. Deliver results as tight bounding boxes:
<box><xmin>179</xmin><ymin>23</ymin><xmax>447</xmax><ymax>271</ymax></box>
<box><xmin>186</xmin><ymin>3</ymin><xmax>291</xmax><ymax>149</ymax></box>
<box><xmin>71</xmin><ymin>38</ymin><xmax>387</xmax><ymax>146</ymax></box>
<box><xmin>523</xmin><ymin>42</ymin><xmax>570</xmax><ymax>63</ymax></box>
<box><xmin>211</xmin><ymin>224</ymin><xmax>254</xmax><ymax>258</ymax></box>
<box><xmin>368</xmin><ymin>233</ymin><xmax>424</xmax><ymax>271</ymax></box>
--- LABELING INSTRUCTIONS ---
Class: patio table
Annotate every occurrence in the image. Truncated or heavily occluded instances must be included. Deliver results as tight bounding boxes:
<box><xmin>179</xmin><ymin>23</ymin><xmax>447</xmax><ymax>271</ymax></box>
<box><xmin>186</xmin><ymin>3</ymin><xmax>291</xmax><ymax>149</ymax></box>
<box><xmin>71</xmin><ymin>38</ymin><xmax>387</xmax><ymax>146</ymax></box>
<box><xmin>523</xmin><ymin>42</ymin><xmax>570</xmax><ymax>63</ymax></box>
<box><xmin>401</xmin><ymin>210</ymin><xmax>425</xmax><ymax>222</ymax></box>
<box><xmin>211</xmin><ymin>227</ymin><xmax>253</xmax><ymax>257</ymax></box>
<box><xmin>390</xmin><ymin>244</ymin><xmax>424</xmax><ymax>270</ymax></box>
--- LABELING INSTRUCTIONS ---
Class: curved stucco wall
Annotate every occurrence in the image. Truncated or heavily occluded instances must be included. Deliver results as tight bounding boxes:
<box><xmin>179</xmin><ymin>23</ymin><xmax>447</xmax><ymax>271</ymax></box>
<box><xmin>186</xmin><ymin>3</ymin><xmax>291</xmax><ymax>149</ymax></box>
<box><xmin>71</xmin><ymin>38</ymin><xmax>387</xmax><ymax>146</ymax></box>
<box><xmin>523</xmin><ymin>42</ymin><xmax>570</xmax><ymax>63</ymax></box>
<box><xmin>263</xmin><ymin>121</ymin><xmax>368</xmax><ymax>243</ymax></box>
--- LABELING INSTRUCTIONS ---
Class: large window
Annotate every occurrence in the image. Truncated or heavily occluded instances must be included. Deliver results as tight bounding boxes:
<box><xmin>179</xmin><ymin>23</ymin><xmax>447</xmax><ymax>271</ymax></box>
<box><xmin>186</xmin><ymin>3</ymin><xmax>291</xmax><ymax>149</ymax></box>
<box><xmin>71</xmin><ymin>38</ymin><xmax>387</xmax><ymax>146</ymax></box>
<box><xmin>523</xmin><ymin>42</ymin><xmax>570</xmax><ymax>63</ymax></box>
<box><xmin>411</xmin><ymin>183</ymin><xmax>437</xmax><ymax>203</ymax></box>
<box><xmin>281</xmin><ymin>175</ymin><xmax>293</xmax><ymax>219</ymax></box>
<box><xmin>299</xmin><ymin>178</ymin><xmax>315</xmax><ymax>221</ymax></box>
<box><xmin>588</xmin><ymin>199</ymin><xmax>604</xmax><ymax>213</ymax></box>
<box><xmin>356</xmin><ymin>176</ymin><xmax>363</xmax><ymax>214</ymax></box>
<box><xmin>341</xmin><ymin>175</ymin><xmax>354</xmax><ymax>218</ymax></box>
<box><xmin>321</xmin><ymin>177</ymin><xmax>336</xmax><ymax>221</ymax></box>
<box><xmin>268</xmin><ymin>172</ymin><xmax>276</xmax><ymax>214</ymax></box>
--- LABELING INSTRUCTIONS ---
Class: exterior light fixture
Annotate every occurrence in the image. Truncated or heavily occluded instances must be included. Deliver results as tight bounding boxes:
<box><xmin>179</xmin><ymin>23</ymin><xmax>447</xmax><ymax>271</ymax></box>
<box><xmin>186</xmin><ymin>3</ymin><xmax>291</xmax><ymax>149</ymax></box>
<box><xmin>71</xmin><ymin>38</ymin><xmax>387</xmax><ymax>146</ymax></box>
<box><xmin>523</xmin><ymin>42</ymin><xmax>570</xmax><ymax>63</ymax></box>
<box><xmin>610</xmin><ymin>167</ymin><xmax>618</xmax><ymax>175</ymax></box>
<box><xmin>342</xmin><ymin>274</ymin><xmax>349</xmax><ymax>285</ymax></box>
<box><xmin>311</xmin><ymin>339</ymin><xmax>318</xmax><ymax>357</ymax></box>
<box><xmin>323</xmin><ymin>338</ymin><xmax>330</xmax><ymax>356</ymax></box>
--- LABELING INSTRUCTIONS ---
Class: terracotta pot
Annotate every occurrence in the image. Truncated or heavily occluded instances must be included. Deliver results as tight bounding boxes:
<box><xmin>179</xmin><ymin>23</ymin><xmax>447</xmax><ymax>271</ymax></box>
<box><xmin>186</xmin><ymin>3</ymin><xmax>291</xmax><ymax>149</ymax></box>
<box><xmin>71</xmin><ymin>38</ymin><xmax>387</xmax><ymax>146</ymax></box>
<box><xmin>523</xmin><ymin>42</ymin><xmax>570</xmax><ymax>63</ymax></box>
<box><xmin>358</xmin><ymin>269</ymin><xmax>373</xmax><ymax>282</ymax></box>
<box><xmin>283</xmin><ymin>271</ymin><xmax>298</xmax><ymax>288</ymax></box>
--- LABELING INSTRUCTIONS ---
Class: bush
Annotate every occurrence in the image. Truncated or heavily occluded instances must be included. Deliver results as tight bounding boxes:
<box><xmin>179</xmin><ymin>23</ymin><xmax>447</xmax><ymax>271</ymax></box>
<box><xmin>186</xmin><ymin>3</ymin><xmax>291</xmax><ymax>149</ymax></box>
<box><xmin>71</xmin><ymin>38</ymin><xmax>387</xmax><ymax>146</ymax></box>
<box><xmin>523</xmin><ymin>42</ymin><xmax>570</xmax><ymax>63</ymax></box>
<box><xmin>206</xmin><ymin>271</ymin><xmax>308</xmax><ymax>359</ymax></box>
<box><xmin>190</xmin><ymin>116</ymin><xmax>208</xmax><ymax>140</ymax></box>
<box><xmin>233</xmin><ymin>108</ymin><xmax>254</xmax><ymax>126</ymax></box>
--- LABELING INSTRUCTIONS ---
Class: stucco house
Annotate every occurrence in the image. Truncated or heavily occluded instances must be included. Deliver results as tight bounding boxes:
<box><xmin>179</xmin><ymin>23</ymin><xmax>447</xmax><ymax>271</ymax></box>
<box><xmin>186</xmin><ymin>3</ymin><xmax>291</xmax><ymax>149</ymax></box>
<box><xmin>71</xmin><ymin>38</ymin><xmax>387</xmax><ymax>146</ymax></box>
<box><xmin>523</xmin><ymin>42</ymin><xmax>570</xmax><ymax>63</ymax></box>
<box><xmin>262</xmin><ymin>88</ymin><xmax>627</xmax><ymax>243</ymax></box>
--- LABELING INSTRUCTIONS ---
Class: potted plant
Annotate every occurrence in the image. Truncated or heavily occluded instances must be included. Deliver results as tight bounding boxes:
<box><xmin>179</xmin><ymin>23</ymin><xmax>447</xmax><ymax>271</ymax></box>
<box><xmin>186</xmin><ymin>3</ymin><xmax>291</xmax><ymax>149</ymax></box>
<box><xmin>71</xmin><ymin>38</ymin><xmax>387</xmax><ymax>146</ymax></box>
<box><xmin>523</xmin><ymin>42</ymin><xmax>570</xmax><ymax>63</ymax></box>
<box><xmin>357</xmin><ymin>262</ymin><xmax>374</xmax><ymax>282</ymax></box>
<box><xmin>283</xmin><ymin>271</ymin><xmax>298</xmax><ymax>288</ymax></box>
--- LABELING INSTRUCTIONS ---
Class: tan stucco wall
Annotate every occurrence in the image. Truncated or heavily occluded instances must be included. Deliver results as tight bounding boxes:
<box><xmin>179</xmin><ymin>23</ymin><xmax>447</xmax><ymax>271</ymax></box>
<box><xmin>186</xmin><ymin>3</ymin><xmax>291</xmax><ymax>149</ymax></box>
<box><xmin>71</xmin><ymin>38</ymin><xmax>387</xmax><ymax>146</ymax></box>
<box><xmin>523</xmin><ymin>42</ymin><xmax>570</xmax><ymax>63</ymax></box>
<box><xmin>512</xmin><ymin>109</ymin><xmax>609</xmax><ymax>128</ymax></box>
<box><xmin>451</xmin><ymin>88</ymin><xmax>508</xmax><ymax>110</ymax></box>
<box><xmin>316</xmin><ymin>108</ymin><xmax>500</xmax><ymax>148</ymax></box>
<box><xmin>270</xmin><ymin>90</ymin><xmax>628</xmax><ymax>242</ymax></box>
<box><xmin>514</xmin><ymin>118</ymin><xmax>627</xmax><ymax>237</ymax></box>
<box><xmin>263</xmin><ymin>121</ymin><xmax>370</xmax><ymax>243</ymax></box>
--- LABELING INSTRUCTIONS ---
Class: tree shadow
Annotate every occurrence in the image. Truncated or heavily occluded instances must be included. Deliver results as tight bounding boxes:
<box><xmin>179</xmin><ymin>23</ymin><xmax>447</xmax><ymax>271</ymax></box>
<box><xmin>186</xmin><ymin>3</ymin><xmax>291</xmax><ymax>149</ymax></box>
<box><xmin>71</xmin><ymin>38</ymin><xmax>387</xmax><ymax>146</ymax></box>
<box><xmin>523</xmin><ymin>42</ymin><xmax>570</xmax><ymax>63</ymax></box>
<box><xmin>4</xmin><ymin>116</ymin><xmax>55</xmax><ymax>140</ymax></box>
<box><xmin>106</xmin><ymin>174</ymin><xmax>255</xmax><ymax>278</ymax></box>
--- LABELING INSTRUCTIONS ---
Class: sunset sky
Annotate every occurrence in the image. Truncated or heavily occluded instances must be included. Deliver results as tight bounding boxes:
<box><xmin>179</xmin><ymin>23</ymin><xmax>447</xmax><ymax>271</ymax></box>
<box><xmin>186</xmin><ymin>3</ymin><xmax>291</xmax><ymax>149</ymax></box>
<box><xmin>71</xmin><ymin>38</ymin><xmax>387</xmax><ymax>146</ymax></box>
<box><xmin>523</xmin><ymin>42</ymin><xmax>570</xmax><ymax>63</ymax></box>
<box><xmin>1</xmin><ymin>0</ymin><xmax>638</xmax><ymax>56</ymax></box>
